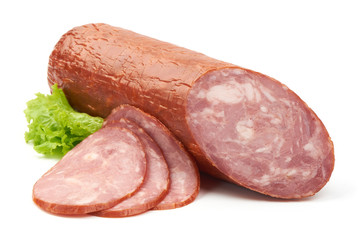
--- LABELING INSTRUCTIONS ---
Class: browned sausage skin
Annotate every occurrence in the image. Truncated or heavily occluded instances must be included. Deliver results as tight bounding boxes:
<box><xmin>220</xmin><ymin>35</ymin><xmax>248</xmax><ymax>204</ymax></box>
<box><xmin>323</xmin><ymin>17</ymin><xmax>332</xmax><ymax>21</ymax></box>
<box><xmin>48</xmin><ymin>23</ymin><xmax>334</xmax><ymax>199</ymax></box>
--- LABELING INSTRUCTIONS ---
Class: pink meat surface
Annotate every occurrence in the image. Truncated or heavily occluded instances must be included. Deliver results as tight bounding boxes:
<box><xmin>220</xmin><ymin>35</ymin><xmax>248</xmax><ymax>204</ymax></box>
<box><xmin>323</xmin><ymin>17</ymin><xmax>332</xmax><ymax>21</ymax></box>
<box><xmin>186</xmin><ymin>68</ymin><xmax>334</xmax><ymax>198</ymax></box>
<box><xmin>92</xmin><ymin>119</ymin><xmax>170</xmax><ymax>217</ymax></box>
<box><xmin>104</xmin><ymin>105</ymin><xmax>200</xmax><ymax>209</ymax></box>
<box><xmin>33</xmin><ymin>127</ymin><xmax>146</xmax><ymax>214</ymax></box>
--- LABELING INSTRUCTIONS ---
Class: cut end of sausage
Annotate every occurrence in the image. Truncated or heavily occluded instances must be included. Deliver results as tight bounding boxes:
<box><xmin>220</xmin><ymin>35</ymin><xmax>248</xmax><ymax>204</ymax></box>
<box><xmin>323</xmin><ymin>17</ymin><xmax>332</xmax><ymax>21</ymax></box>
<box><xmin>33</xmin><ymin>127</ymin><xmax>147</xmax><ymax>215</ymax></box>
<box><xmin>186</xmin><ymin>68</ymin><xmax>335</xmax><ymax>199</ymax></box>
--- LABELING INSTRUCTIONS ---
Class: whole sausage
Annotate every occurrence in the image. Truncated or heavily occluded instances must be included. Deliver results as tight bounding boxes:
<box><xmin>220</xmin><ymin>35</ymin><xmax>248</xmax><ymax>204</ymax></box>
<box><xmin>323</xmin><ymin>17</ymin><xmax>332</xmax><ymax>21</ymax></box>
<box><xmin>48</xmin><ymin>23</ymin><xmax>335</xmax><ymax>199</ymax></box>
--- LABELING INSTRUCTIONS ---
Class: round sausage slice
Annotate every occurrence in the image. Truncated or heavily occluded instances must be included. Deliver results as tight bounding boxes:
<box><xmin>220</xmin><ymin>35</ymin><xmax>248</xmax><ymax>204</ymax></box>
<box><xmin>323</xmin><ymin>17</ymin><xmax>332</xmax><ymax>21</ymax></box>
<box><xmin>33</xmin><ymin>127</ymin><xmax>146</xmax><ymax>215</ymax></box>
<box><xmin>92</xmin><ymin>118</ymin><xmax>170</xmax><ymax>217</ymax></box>
<box><xmin>104</xmin><ymin>105</ymin><xmax>200</xmax><ymax>209</ymax></box>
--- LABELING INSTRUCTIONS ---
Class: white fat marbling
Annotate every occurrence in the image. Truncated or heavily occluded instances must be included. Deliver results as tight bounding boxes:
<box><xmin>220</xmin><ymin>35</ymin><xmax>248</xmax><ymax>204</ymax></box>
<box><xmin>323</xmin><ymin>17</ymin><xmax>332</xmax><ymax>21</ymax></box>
<box><xmin>302</xmin><ymin>170</ymin><xmax>311</xmax><ymax>177</ymax></box>
<box><xmin>206</xmin><ymin>81</ymin><xmax>245</xmax><ymax>104</ymax></box>
<box><xmin>221</xmin><ymin>71</ymin><xmax>230</xmax><ymax>77</ymax></box>
<box><xmin>303</xmin><ymin>142</ymin><xmax>315</xmax><ymax>151</ymax></box>
<box><xmin>260</xmin><ymin>86</ymin><xmax>276</xmax><ymax>102</ymax></box>
<box><xmin>65</xmin><ymin>177</ymin><xmax>83</xmax><ymax>185</ymax></box>
<box><xmin>260</xmin><ymin>105</ymin><xmax>268</xmax><ymax>113</ymax></box>
<box><xmin>126</xmin><ymin>131</ymin><xmax>138</xmax><ymax>142</ymax></box>
<box><xmin>242</xmin><ymin>82</ymin><xmax>258</xmax><ymax>101</ymax></box>
<box><xmin>91</xmin><ymin>137</ymin><xmax>103</xmax><ymax>144</ymax></box>
<box><xmin>191</xmin><ymin>107</ymin><xmax>225</xmax><ymax>124</ymax></box>
<box><xmin>281</xmin><ymin>98</ymin><xmax>292</xmax><ymax>107</ymax></box>
<box><xmin>253</xmin><ymin>166</ymin><xmax>304</xmax><ymax>186</ymax></box>
<box><xmin>236</xmin><ymin>121</ymin><xmax>254</xmax><ymax>140</ymax></box>
<box><xmin>255</xmin><ymin>145</ymin><xmax>272</xmax><ymax>153</ymax></box>
<box><xmin>147</xmin><ymin>148</ymin><xmax>157</xmax><ymax>158</ymax></box>
<box><xmin>74</xmin><ymin>193</ymin><xmax>99</xmax><ymax>205</ymax></box>
<box><xmin>84</xmin><ymin>152</ymin><xmax>98</xmax><ymax>161</ymax></box>
<box><xmin>253</xmin><ymin>174</ymin><xmax>271</xmax><ymax>186</ymax></box>
<box><xmin>200</xmin><ymin>108</ymin><xmax>225</xmax><ymax>118</ymax></box>
<box><xmin>287</xmin><ymin>169</ymin><xmax>297</xmax><ymax>176</ymax></box>
<box><xmin>196</xmin><ymin>89</ymin><xmax>206</xmax><ymax>99</ymax></box>
<box><xmin>254</xmin><ymin>89</ymin><xmax>262</xmax><ymax>102</ymax></box>
<box><xmin>209</xmin><ymin>75</ymin><xmax>217</xmax><ymax>81</ymax></box>
<box><xmin>303</xmin><ymin>141</ymin><xmax>321</xmax><ymax>159</ymax></box>
<box><xmin>270</xmin><ymin>117</ymin><xmax>282</xmax><ymax>125</ymax></box>
<box><xmin>233</xmin><ymin>69</ymin><xmax>245</xmax><ymax>75</ymax></box>
<box><xmin>282</xmin><ymin>85</ymin><xmax>289</xmax><ymax>91</ymax></box>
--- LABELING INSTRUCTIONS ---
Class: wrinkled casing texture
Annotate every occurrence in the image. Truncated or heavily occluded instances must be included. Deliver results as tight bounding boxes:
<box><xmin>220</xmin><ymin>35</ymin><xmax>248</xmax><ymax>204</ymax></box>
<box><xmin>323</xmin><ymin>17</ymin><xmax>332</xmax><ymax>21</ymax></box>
<box><xmin>48</xmin><ymin>23</ymin><xmax>235</xmax><ymax>181</ymax></box>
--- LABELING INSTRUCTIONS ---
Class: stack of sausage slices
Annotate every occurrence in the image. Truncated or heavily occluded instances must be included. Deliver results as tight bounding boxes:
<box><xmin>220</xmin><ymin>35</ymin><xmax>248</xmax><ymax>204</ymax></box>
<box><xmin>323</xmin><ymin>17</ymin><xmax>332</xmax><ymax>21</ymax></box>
<box><xmin>33</xmin><ymin>105</ymin><xmax>200</xmax><ymax>217</ymax></box>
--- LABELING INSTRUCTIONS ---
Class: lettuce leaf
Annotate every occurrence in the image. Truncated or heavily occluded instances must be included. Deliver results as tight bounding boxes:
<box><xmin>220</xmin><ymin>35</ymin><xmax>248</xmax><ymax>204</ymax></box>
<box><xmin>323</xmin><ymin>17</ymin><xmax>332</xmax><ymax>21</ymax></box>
<box><xmin>24</xmin><ymin>84</ymin><xmax>103</xmax><ymax>156</ymax></box>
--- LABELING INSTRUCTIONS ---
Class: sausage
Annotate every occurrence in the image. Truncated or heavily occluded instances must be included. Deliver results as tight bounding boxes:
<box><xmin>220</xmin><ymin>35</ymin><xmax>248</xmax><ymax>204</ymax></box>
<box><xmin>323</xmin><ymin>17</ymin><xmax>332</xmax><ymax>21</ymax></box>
<box><xmin>48</xmin><ymin>23</ymin><xmax>335</xmax><ymax>199</ymax></box>
<box><xmin>92</xmin><ymin>118</ymin><xmax>170</xmax><ymax>217</ymax></box>
<box><xmin>103</xmin><ymin>105</ymin><xmax>200</xmax><ymax>209</ymax></box>
<box><xmin>33</xmin><ymin>127</ymin><xmax>147</xmax><ymax>214</ymax></box>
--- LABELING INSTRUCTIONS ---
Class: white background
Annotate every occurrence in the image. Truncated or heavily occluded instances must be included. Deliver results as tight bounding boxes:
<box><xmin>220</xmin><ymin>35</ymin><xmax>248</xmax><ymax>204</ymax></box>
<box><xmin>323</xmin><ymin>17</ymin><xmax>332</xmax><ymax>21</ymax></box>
<box><xmin>1</xmin><ymin>0</ymin><xmax>359</xmax><ymax>239</ymax></box>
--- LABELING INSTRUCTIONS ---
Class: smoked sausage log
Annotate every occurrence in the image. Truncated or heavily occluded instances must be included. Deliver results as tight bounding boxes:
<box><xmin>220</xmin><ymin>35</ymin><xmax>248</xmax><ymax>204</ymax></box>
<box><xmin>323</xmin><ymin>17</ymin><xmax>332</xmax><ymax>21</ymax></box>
<box><xmin>48</xmin><ymin>23</ymin><xmax>334</xmax><ymax>199</ymax></box>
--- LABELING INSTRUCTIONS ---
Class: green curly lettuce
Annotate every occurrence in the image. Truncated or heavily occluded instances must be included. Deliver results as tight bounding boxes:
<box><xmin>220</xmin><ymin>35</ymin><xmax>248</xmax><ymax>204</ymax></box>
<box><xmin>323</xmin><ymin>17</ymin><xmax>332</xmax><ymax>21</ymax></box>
<box><xmin>24</xmin><ymin>84</ymin><xmax>104</xmax><ymax>156</ymax></box>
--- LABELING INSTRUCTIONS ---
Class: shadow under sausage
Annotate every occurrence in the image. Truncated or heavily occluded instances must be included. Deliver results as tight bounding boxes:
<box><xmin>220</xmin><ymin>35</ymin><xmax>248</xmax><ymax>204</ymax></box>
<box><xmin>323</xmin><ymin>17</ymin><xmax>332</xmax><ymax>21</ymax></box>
<box><xmin>198</xmin><ymin>173</ymin><xmax>314</xmax><ymax>202</ymax></box>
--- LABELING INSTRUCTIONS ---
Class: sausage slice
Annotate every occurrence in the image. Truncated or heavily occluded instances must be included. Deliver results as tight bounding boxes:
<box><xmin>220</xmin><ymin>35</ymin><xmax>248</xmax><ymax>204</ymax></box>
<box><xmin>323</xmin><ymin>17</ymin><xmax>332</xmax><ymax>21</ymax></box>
<box><xmin>92</xmin><ymin>118</ymin><xmax>170</xmax><ymax>217</ymax></box>
<box><xmin>104</xmin><ymin>105</ymin><xmax>200</xmax><ymax>209</ymax></box>
<box><xmin>33</xmin><ymin>127</ymin><xmax>146</xmax><ymax>214</ymax></box>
